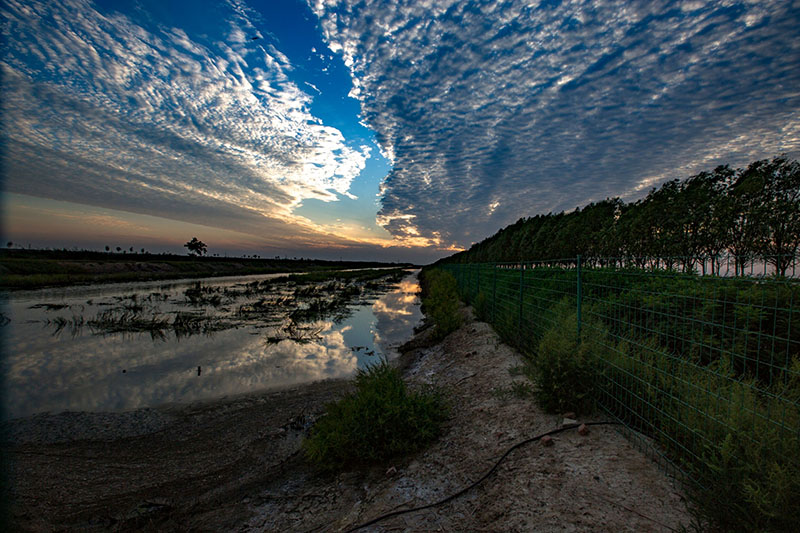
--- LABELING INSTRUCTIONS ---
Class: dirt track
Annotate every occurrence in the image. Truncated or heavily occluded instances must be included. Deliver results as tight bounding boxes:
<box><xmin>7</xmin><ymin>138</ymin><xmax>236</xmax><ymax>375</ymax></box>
<box><xmin>4</xmin><ymin>309</ymin><xmax>691</xmax><ymax>531</ymax></box>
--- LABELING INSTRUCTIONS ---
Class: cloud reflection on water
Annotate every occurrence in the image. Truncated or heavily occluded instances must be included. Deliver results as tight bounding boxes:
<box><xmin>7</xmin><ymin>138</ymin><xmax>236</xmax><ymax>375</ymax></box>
<box><xmin>3</xmin><ymin>273</ymin><xmax>421</xmax><ymax>419</ymax></box>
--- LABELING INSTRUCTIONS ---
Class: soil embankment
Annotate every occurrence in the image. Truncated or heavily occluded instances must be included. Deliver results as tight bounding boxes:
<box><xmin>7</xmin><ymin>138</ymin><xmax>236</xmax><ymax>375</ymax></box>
<box><xmin>0</xmin><ymin>251</ymin><xmax>412</xmax><ymax>290</ymax></box>
<box><xmin>3</xmin><ymin>308</ymin><xmax>690</xmax><ymax>531</ymax></box>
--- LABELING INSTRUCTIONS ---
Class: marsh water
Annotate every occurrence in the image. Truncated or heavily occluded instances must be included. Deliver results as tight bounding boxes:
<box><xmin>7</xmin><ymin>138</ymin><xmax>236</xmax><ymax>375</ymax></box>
<box><xmin>1</xmin><ymin>270</ymin><xmax>421</xmax><ymax>420</ymax></box>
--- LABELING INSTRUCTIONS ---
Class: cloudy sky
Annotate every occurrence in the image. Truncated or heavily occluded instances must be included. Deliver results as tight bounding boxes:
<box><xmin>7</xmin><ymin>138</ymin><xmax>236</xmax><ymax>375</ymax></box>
<box><xmin>2</xmin><ymin>0</ymin><xmax>798</xmax><ymax>263</ymax></box>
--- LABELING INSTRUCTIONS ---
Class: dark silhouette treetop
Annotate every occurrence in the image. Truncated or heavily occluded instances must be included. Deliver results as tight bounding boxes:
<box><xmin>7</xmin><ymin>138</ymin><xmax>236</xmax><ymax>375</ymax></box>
<box><xmin>184</xmin><ymin>237</ymin><xmax>208</xmax><ymax>256</ymax></box>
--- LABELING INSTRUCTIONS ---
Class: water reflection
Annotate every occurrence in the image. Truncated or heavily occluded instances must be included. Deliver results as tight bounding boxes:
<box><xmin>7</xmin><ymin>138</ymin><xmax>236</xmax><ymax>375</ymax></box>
<box><xmin>2</xmin><ymin>271</ymin><xmax>421</xmax><ymax>419</ymax></box>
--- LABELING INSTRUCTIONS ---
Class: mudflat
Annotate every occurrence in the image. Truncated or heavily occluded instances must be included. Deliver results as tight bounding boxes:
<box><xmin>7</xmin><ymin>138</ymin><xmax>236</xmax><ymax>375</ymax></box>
<box><xmin>3</xmin><ymin>310</ymin><xmax>690</xmax><ymax>531</ymax></box>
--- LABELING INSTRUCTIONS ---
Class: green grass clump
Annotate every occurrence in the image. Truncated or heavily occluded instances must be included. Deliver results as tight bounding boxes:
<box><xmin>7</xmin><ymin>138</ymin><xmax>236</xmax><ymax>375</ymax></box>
<box><xmin>303</xmin><ymin>361</ymin><xmax>448</xmax><ymax>472</ymax></box>
<box><xmin>420</xmin><ymin>269</ymin><xmax>463</xmax><ymax>340</ymax></box>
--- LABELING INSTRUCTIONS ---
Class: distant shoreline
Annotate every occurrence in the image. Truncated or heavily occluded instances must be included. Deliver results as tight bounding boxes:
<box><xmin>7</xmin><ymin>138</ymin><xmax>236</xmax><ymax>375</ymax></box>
<box><xmin>0</xmin><ymin>249</ymin><xmax>416</xmax><ymax>290</ymax></box>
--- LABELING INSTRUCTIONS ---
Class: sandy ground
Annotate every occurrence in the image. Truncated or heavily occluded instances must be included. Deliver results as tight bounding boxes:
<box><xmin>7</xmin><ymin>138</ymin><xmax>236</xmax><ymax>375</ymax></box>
<box><xmin>3</xmin><ymin>309</ymin><xmax>691</xmax><ymax>531</ymax></box>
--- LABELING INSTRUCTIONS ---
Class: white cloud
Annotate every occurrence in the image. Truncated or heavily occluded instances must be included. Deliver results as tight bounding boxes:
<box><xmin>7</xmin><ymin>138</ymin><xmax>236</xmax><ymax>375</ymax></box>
<box><xmin>1</xmin><ymin>0</ymin><xmax>370</xmax><ymax>243</ymax></box>
<box><xmin>311</xmin><ymin>0</ymin><xmax>800</xmax><ymax>249</ymax></box>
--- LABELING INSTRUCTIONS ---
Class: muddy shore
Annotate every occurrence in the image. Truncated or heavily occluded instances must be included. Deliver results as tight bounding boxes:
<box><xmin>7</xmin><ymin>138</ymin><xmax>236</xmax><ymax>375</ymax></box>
<box><xmin>3</xmin><ymin>309</ymin><xmax>691</xmax><ymax>531</ymax></box>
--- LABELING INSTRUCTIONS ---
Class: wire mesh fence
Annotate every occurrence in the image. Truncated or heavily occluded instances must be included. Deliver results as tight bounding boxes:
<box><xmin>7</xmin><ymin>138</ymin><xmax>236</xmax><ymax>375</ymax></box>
<box><xmin>441</xmin><ymin>256</ymin><xmax>800</xmax><ymax>491</ymax></box>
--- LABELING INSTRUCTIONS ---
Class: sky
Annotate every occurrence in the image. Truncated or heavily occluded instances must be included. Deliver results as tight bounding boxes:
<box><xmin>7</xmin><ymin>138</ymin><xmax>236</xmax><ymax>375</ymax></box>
<box><xmin>2</xmin><ymin>0</ymin><xmax>799</xmax><ymax>263</ymax></box>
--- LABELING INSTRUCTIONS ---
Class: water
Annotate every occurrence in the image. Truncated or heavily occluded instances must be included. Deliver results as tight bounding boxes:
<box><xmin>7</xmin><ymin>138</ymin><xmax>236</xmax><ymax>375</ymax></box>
<box><xmin>1</xmin><ymin>270</ymin><xmax>421</xmax><ymax>419</ymax></box>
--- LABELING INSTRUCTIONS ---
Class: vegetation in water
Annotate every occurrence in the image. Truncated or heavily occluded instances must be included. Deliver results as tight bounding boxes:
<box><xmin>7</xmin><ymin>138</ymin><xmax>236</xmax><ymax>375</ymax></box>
<box><xmin>39</xmin><ymin>269</ymin><xmax>411</xmax><ymax>342</ymax></box>
<box><xmin>303</xmin><ymin>360</ymin><xmax>448</xmax><ymax>472</ymax></box>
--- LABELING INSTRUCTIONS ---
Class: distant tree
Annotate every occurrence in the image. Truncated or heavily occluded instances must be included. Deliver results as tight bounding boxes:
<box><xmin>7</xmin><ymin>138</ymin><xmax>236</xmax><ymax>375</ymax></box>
<box><xmin>141</xmin><ymin>248</ymin><xmax>145</xmax><ymax>254</ymax></box>
<box><xmin>6</xmin><ymin>241</ymin><xmax>12</xmax><ymax>249</ymax></box>
<box><xmin>116</xmin><ymin>246</ymin><xmax>122</xmax><ymax>253</ymax></box>
<box><xmin>105</xmin><ymin>245</ymin><xmax>110</xmax><ymax>252</ymax></box>
<box><xmin>184</xmin><ymin>237</ymin><xmax>208</xmax><ymax>256</ymax></box>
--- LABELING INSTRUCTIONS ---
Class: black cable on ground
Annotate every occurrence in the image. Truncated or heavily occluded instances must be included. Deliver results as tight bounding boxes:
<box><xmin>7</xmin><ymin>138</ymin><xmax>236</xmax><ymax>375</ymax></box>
<box><xmin>344</xmin><ymin>420</ymin><xmax>621</xmax><ymax>533</ymax></box>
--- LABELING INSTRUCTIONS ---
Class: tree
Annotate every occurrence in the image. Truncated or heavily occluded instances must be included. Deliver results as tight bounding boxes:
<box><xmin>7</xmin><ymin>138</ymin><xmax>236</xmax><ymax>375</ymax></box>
<box><xmin>6</xmin><ymin>242</ymin><xmax>12</xmax><ymax>249</ymax></box>
<box><xmin>184</xmin><ymin>237</ymin><xmax>208</xmax><ymax>256</ymax></box>
<box><xmin>116</xmin><ymin>246</ymin><xmax>122</xmax><ymax>253</ymax></box>
<box><xmin>105</xmin><ymin>245</ymin><xmax>110</xmax><ymax>252</ymax></box>
<box><xmin>745</xmin><ymin>156</ymin><xmax>800</xmax><ymax>275</ymax></box>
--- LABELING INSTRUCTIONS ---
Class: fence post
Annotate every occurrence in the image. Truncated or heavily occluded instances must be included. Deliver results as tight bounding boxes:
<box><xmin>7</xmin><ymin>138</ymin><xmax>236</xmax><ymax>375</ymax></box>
<box><xmin>518</xmin><ymin>264</ymin><xmax>524</xmax><ymax>344</ymax></box>
<box><xmin>576</xmin><ymin>254</ymin><xmax>582</xmax><ymax>339</ymax></box>
<box><xmin>492</xmin><ymin>263</ymin><xmax>497</xmax><ymax>323</ymax></box>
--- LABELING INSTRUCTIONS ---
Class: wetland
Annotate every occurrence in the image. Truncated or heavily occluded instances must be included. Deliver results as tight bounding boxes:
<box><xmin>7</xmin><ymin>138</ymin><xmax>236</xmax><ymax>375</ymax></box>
<box><xmin>2</xmin><ymin>268</ymin><xmax>421</xmax><ymax>420</ymax></box>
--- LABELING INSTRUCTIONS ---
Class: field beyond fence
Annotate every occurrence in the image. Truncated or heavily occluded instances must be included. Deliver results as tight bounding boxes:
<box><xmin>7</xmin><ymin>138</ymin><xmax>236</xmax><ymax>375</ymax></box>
<box><xmin>441</xmin><ymin>255</ymin><xmax>799</xmax><ymax>530</ymax></box>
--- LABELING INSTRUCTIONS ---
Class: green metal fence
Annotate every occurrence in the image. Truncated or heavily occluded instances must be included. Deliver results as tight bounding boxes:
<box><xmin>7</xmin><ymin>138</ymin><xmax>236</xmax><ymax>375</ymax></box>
<box><xmin>441</xmin><ymin>256</ymin><xmax>800</xmax><ymax>488</ymax></box>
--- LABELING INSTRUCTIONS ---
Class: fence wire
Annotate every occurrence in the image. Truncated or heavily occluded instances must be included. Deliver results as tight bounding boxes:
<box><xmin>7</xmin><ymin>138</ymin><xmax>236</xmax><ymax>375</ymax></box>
<box><xmin>442</xmin><ymin>256</ymin><xmax>800</xmax><ymax>487</ymax></box>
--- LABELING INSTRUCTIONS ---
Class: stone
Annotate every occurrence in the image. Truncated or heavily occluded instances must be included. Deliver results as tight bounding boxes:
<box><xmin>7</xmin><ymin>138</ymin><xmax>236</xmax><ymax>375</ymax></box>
<box><xmin>562</xmin><ymin>417</ymin><xmax>578</xmax><ymax>426</ymax></box>
<box><xmin>578</xmin><ymin>423</ymin><xmax>590</xmax><ymax>436</ymax></box>
<box><xmin>541</xmin><ymin>435</ymin><xmax>554</xmax><ymax>447</ymax></box>
<box><xmin>385</xmin><ymin>466</ymin><xmax>397</xmax><ymax>476</ymax></box>
<box><xmin>562</xmin><ymin>412</ymin><xmax>576</xmax><ymax>419</ymax></box>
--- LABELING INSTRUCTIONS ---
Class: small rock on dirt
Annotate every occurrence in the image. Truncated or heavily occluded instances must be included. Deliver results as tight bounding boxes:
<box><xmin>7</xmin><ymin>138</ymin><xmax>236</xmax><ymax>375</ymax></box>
<box><xmin>578</xmin><ymin>424</ymin><xmax>590</xmax><ymax>436</ymax></box>
<box><xmin>541</xmin><ymin>435</ymin><xmax>554</xmax><ymax>447</ymax></box>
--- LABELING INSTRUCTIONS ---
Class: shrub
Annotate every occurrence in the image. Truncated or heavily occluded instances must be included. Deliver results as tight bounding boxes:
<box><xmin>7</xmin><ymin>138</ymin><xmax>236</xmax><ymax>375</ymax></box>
<box><xmin>303</xmin><ymin>360</ymin><xmax>448</xmax><ymax>472</ymax></box>
<box><xmin>421</xmin><ymin>269</ymin><xmax>463</xmax><ymax>340</ymax></box>
<box><xmin>529</xmin><ymin>305</ymin><xmax>600</xmax><ymax>415</ymax></box>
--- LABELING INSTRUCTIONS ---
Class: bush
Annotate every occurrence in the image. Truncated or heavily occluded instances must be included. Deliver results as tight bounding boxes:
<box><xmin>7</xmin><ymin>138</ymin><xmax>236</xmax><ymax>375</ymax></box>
<box><xmin>303</xmin><ymin>361</ymin><xmax>448</xmax><ymax>472</ymax></box>
<box><xmin>599</xmin><ymin>339</ymin><xmax>800</xmax><ymax>531</ymax></box>
<box><xmin>420</xmin><ymin>269</ymin><xmax>463</xmax><ymax>340</ymax></box>
<box><xmin>529</xmin><ymin>305</ymin><xmax>600</xmax><ymax>415</ymax></box>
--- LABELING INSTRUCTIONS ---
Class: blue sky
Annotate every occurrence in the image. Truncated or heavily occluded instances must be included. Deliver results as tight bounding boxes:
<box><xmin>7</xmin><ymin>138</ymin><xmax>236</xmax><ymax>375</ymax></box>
<box><xmin>2</xmin><ymin>0</ymin><xmax>799</xmax><ymax>262</ymax></box>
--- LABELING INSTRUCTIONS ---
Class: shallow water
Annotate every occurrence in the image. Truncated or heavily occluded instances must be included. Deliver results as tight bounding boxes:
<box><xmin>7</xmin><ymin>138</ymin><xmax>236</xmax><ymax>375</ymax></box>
<box><xmin>1</xmin><ymin>270</ymin><xmax>421</xmax><ymax>419</ymax></box>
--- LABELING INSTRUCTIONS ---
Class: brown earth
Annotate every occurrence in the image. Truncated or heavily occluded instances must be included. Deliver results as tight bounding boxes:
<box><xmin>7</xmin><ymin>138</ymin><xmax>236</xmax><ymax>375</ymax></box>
<box><xmin>3</xmin><ymin>309</ymin><xmax>691</xmax><ymax>532</ymax></box>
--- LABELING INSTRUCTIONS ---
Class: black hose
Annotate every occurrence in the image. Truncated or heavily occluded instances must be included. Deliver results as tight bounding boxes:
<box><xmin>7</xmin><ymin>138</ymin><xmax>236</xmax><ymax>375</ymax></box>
<box><xmin>344</xmin><ymin>420</ymin><xmax>621</xmax><ymax>532</ymax></box>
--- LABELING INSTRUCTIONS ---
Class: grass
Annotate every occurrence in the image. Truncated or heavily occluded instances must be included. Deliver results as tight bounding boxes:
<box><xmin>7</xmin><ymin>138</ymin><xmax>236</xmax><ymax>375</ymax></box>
<box><xmin>303</xmin><ymin>360</ymin><xmax>448</xmax><ymax>472</ymax></box>
<box><xmin>0</xmin><ymin>251</ymin><xmax>413</xmax><ymax>290</ymax></box>
<box><xmin>420</xmin><ymin>269</ymin><xmax>462</xmax><ymax>340</ymax></box>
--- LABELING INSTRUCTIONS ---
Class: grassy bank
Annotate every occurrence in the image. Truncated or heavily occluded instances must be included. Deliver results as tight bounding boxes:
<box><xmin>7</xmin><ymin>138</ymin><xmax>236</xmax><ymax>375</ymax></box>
<box><xmin>0</xmin><ymin>249</ymin><xmax>414</xmax><ymax>290</ymax></box>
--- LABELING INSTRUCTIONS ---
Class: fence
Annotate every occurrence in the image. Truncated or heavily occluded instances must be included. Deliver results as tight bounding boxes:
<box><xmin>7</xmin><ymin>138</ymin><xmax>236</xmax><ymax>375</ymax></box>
<box><xmin>441</xmin><ymin>256</ymin><xmax>800</xmax><ymax>493</ymax></box>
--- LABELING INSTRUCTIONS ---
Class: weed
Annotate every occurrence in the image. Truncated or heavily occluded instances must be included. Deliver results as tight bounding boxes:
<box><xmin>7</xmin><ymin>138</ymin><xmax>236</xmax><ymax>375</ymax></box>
<box><xmin>303</xmin><ymin>360</ymin><xmax>448</xmax><ymax>472</ymax></box>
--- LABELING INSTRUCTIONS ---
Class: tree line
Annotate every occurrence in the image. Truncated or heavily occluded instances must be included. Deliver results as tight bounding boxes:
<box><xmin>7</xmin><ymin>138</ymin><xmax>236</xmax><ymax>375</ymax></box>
<box><xmin>443</xmin><ymin>155</ymin><xmax>800</xmax><ymax>276</ymax></box>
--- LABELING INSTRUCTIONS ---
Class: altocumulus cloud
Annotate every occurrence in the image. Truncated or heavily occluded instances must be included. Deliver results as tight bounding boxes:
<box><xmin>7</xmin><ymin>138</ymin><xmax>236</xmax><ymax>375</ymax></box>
<box><xmin>1</xmin><ymin>0</ymin><xmax>371</xmax><ymax>248</ymax></box>
<box><xmin>311</xmin><ymin>0</ymin><xmax>800</xmax><ymax>249</ymax></box>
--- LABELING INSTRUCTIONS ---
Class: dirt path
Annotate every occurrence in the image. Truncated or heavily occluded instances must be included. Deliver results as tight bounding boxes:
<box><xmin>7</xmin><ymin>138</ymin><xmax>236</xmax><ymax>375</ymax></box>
<box><xmin>4</xmin><ymin>310</ymin><xmax>691</xmax><ymax>531</ymax></box>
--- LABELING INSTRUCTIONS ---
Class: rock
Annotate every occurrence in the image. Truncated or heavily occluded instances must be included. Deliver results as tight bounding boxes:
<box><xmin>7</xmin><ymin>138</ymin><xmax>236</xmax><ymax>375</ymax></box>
<box><xmin>541</xmin><ymin>435</ymin><xmax>554</xmax><ymax>447</ymax></box>
<box><xmin>562</xmin><ymin>412</ymin><xmax>576</xmax><ymax>419</ymax></box>
<box><xmin>562</xmin><ymin>417</ymin><xmax>578</xmax><ymax>426</ymax></box>
<box><xmin>385</xmin><ymin>466</ymin><xmax>397</xmax><ymax>476</ymax></box>
<box><xmin>578</xmin><ymin>423</ymin><xmax>590</xmax><ymax>436</ymax></box>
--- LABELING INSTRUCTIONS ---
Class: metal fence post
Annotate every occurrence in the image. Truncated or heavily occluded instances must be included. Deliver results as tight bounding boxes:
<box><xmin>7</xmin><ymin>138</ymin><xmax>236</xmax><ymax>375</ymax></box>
<box><xmin>492</xmin><ymin>263</ymin><xmax>497</xmax><ymax>323</ymax></box>
<box><xmin>518</xmin><ymin>264</ymin><xmax>524</xmax><ymax>344</ymax></box>
<box><xmin>576</xmin><ymin>254</ymin><xmax>582</xmax><ymax>339</ymax></box>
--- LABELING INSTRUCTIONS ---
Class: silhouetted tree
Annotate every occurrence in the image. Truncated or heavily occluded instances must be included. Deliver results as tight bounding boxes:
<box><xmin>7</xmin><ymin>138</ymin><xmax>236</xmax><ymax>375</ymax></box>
<box><xmin>439</xmin><ymin>155</ymin><xmax>799</xmax><ymax>275</ymax></box>
<box><xmin>744</xmin><ymin>156</ymin><xmax>800</xmax><ymax>275</ymax></box>
<box><xmin>184</xmin><ymin>237</ymin><xmax>208</xmax><ymax>256</ymax></box>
